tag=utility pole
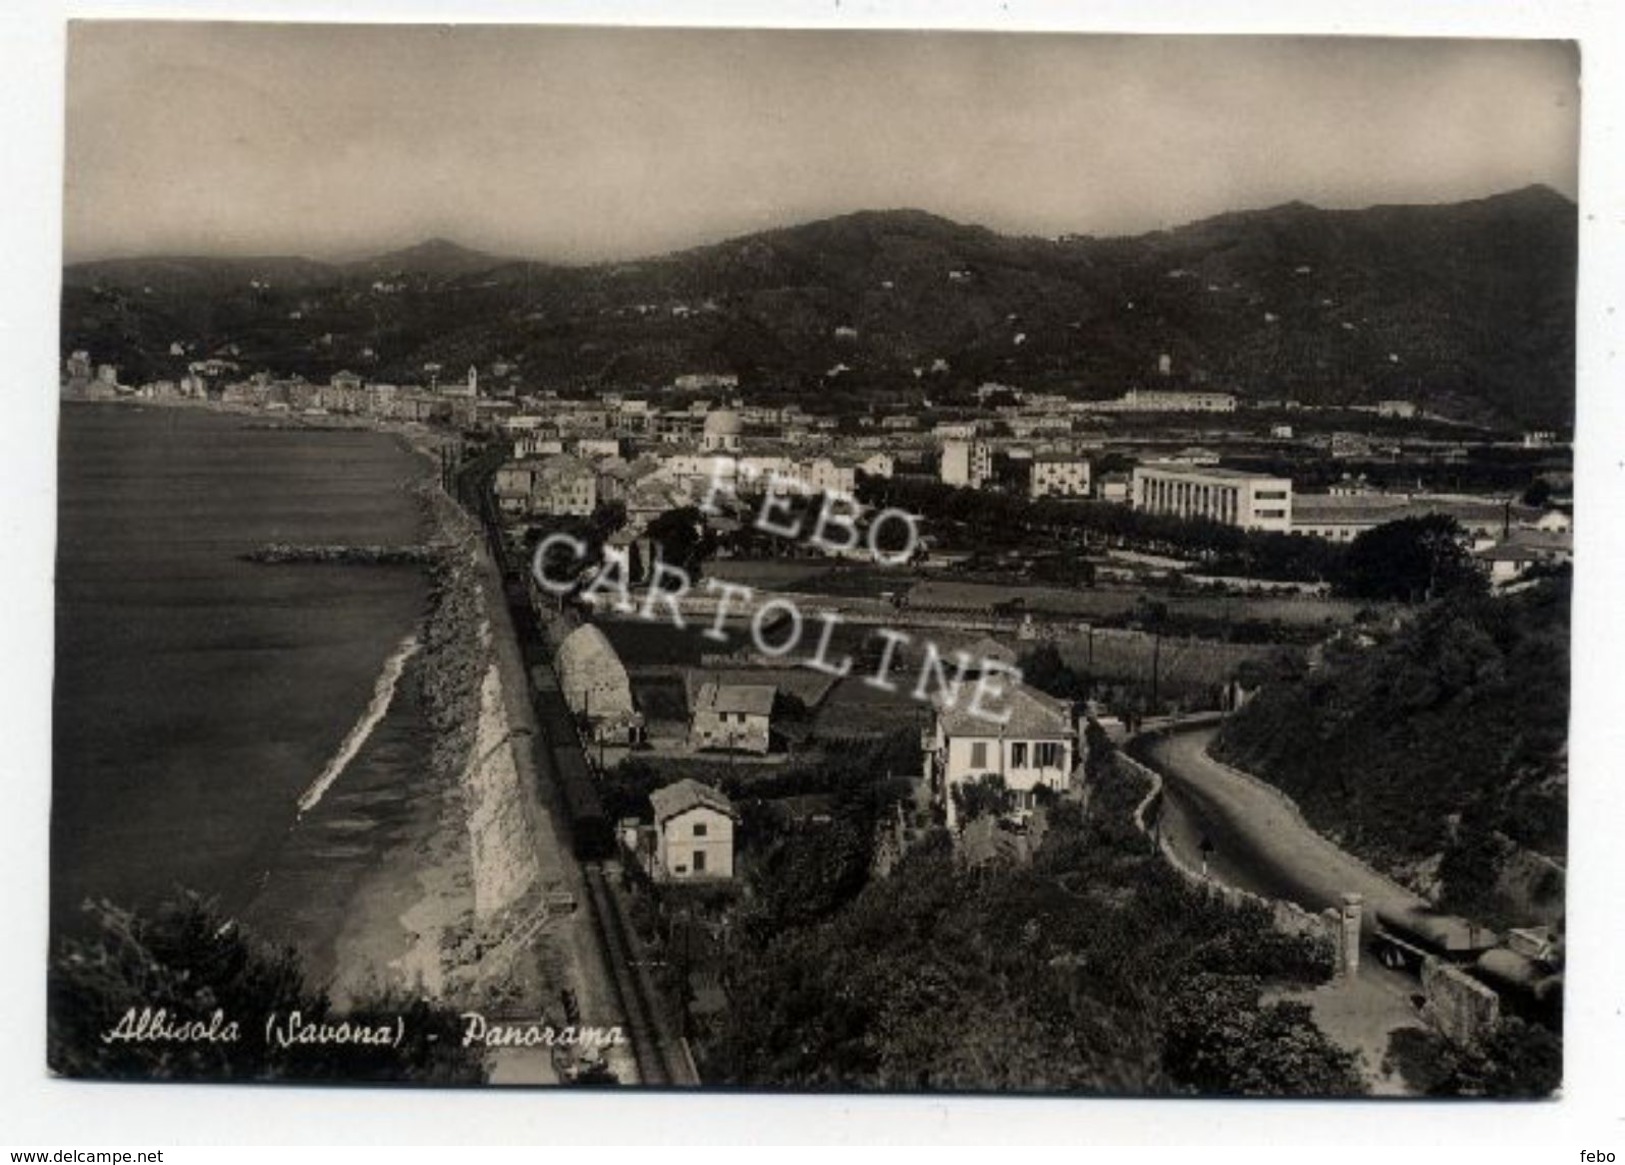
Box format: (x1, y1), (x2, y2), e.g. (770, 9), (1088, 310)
(1149, 624), (1162, 714)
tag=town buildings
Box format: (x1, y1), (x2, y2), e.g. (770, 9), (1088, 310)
(1092, 388), (1239, 413)
(1474, 530), (1574, 585)
(701, 410), (743, 454)
(1290, 492), (1544, 545)
(1029, 453), (1092, 500)
(689, 682), (775, 754)
(941, 438), (992, 489)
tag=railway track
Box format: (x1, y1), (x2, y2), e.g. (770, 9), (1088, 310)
(580, 863), (688, 1086)
(451, 445), (696, 1086)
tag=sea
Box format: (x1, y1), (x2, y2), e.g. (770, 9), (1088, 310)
(52, 403), (443, 985)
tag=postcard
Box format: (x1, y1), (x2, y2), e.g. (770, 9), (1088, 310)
(49, 22), (1574, 1099)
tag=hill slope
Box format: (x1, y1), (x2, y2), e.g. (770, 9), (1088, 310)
(1211, 580), (1569, 925)
(61, 187), (1576, 425)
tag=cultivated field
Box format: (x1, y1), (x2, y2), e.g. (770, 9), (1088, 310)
(1053, 628), (1288, 691)
(905, 578), (1371, 627)
(811, 677), (930, 740)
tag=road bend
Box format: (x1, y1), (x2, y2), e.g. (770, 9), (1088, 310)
(1133, 723), (1428, 998)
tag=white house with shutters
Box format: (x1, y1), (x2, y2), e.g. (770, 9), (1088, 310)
(923, 684), (1078, 828)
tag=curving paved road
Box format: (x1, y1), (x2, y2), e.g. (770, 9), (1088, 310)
(1136, 723), (1430, 934)
(1137, 722), (1441, 1093)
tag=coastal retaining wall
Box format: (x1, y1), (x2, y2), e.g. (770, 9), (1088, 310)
(464, 659), (543, 919)
(1123, 748), (1342, 955)
(413, 462), (553, 967)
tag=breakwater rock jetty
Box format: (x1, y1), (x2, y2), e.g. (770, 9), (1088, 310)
(242, 543), (437, 565)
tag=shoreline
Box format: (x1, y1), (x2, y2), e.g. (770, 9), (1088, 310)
(325, 414), (594, 1083)
(65, 396), (583, 1081)
(323, 434), (490, 1007)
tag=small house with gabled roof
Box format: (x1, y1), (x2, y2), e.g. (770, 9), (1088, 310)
(650, 778), (738, 881)
(689, 681), (775, 754)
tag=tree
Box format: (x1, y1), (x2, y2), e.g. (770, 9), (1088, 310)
(1083, 717), (1115, 782)
(1018, 642), (1091, 702)
(1521, 478), (1553, 508)
(49, 895), (486, 1083)
(645, 506), (714, 579)
(1333, 514), (1488, 602)
(1160, 973), (1366, 1097)
(951, 773), (1015, 824)
(588, 499), (628, 541)
(1399, 1017), (1562, 1098)
(750, 818), (874, 931)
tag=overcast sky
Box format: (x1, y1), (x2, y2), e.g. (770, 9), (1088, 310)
(63, 24), (1579, 263)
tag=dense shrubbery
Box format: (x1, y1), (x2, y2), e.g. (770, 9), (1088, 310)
(1161, 974), (1365, 1097)
(1212, 579), (1569, 915)
(1385, 1018), (1562, 1098)
(696, 762), (1354, 1095)
(1018, 642), (1092, 702)
(49, 896), (485, 1083)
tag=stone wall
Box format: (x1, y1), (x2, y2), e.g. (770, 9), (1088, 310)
(1421, 957), (1502, 1045)
(463, 661), (543, 919)
(1122, 749), (1343, 956)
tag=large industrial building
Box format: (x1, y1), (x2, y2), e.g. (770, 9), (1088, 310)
(1131, 463), (1293, 532)
(1092, 388), (1239, 413)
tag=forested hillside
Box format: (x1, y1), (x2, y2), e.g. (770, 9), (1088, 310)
(63, 186), (1576, 427)
(1212, 581), (1569, 923)
(697, 768), (1360, 1095)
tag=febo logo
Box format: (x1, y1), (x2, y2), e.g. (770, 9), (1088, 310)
(531, 461), (1022, 726)
(697, 464), (921, 565)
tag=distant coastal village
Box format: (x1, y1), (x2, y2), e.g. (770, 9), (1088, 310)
(61, 350), (1573, 576)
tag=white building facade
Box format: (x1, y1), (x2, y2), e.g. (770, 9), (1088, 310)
(650, 779), (737, 881)
(1030, 455), (1092, 500)
(941, 439), (992, 489)
(925, 686), (1077, 829)
(1132, 464), (1293, 532)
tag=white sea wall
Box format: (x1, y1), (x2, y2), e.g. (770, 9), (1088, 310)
(463, 661), (543, 919)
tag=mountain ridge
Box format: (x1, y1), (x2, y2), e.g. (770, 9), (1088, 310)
(64, 184), (1575, 275)
(61, 186), (1577, 427)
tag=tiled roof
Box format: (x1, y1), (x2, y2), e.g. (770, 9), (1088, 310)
(694, 681), (777, 717)
(650, 778), (737, 825)
(555, 624), (636, 719)
(1291, 495), (1413, 525)
(934, 682), (1072, 739)
(1136, 464), (1286, 483)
